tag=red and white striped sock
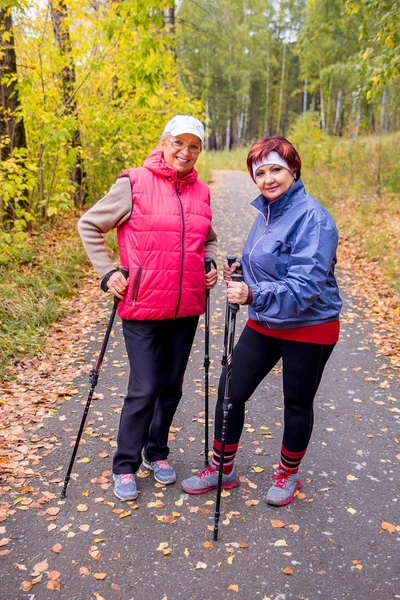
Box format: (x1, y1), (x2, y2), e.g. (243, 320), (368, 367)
(279, 444), (307, 475)
(211, 439), (239, 474)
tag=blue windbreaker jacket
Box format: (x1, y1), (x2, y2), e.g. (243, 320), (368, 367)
(241, 178), (342, 329)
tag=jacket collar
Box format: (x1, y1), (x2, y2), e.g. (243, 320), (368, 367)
(251, 178), (305, 216)
(143, 149), (199, 187)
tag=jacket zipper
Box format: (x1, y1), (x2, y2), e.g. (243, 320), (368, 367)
(174, 183), (185, 318)
(249, 204), (270, 324)
(132, 266), (143, 306)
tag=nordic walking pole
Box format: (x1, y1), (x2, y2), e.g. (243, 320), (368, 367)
(213, 271), (243, 541)
(221, 256), (237, 366)
(60, 268), (128, 499)
(204, 257), (213, 466)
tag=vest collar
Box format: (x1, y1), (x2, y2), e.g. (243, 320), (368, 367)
(143, 150), (199, 187)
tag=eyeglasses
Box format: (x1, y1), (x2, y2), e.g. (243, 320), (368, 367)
(168, 139), (202, 154)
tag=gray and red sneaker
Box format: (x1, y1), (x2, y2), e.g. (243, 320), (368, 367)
(182, 463), (239, 495)
(265, 469), (301, 506)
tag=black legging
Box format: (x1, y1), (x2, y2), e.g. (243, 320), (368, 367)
(113, 316), (199, 474)
(215, 325), (335, 452)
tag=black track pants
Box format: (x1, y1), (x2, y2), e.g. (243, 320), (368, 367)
(113, 316), (199, 474)
(215, 325), (335, 452)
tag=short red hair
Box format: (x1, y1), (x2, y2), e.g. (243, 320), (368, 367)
(246, 136), (301, 182)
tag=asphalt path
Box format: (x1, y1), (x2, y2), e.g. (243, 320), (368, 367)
(1, 171), (399, 600)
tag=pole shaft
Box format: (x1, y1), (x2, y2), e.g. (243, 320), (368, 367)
(213, 302), (239, 540)
(60, 299), (118, 498)
(204, 288), (210, 465)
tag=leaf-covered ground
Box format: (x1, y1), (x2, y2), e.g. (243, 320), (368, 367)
(0, 171), (399, 600)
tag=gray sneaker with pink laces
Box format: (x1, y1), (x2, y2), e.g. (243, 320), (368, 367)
(113, 473), (138, 501)
(142, 458), (177, 485)
(265, 469), (301, 506)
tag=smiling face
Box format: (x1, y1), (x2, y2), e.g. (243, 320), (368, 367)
(254, 164), (295, 201)
(162, 133), (202, 177)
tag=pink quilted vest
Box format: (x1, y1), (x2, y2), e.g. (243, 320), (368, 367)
(117, 150), (212, 321)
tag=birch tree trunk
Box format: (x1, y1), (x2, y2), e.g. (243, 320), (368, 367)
(333, 87), (343, 134)
(263, 45), (270, 135)
(326, 78), (332, 133)
(319, 63), (325, 131)
(225, 114), (231, 151)
(380, 88), (388, 132)
(303, 78), (308, 114)
(50, 0), (85, 208)
(276, 43), (286, 134)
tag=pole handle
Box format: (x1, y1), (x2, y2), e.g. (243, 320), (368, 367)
(229, 273), (243, 312)
(204, 257), (213, 274)
(226, 255), (237, 267)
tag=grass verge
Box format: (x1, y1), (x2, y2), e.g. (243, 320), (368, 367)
(0, 216), (118, 380)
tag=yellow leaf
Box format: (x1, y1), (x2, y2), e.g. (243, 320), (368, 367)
(77, 504), (88, 512)
(203, 541), (214, 548)
(77, 457), (91, 463)
(163, 548), (172, 556)
(196, 562), (207, 569)
(227, 554), (235, 564)
(252, 466), (264, 473)
(228, 584), (239, 592)
(184, 548), (190, 558)
(283, 566), (293, 575)
(175, 498), (184, 506)
(274, 539), (288, 547)
(288, 524), (300, 533)
(156, 542), (169, 551)
(94, 573), (107, 580)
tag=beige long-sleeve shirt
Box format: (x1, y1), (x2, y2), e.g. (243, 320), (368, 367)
(78, 177), (218, 279)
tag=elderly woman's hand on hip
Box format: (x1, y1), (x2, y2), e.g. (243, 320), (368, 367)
(223, 260), (241, 282)
(206, 267), (218, 290)
(227, 280), (249, 305)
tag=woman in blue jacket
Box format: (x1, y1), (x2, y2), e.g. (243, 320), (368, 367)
(182, 135), (342, 506)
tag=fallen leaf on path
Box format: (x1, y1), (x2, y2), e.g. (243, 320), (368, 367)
(381, 521), (396, 533)
(31, 559), (48, 577)
(283, 566), (293, 575)
(270, 519), (285, 528)
(196, 562), (207, 569)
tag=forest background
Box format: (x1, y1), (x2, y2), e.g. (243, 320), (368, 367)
(0, 0), (399, 378)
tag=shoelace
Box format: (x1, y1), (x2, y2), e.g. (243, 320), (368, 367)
(154, 460), (170, 470)
(272, 471), (291, 489)
(198, 465), (215, 479)
(120, 473), (134, 484)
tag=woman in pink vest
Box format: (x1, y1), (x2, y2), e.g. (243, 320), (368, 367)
(78, 115), (218, 501)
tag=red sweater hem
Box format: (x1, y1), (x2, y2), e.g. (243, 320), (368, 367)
(247, 318), (340, 345)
